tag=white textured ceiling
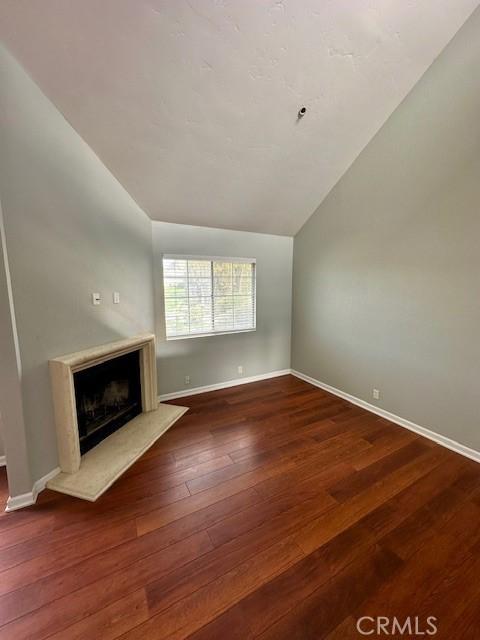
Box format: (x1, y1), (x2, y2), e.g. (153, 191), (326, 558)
(0, 1), (478, 235)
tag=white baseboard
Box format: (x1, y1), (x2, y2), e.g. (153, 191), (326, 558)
(5, 466), (61, 512)
(291, 369), (480, 465)
(5, 490), (36, 512)
(34, 466), (61, 493)
(158, 369), (291, 402)
(0, 455), (6, 467)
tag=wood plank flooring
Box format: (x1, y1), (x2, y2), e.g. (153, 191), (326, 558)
(0, 374), (479, 639)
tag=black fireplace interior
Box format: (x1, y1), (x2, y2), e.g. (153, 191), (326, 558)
(74, 350), (142, 455)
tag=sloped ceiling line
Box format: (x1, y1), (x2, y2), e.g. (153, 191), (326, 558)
(1, 0), (478, 235)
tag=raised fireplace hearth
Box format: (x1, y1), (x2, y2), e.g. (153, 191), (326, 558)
(49, 334), (157, 473)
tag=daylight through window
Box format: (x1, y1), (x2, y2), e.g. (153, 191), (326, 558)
(162, 256), (256, 338)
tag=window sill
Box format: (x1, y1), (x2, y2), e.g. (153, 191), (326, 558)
(166, 328), (256, 341)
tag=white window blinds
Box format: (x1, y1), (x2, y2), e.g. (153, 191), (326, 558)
(162, 256), (256, 338)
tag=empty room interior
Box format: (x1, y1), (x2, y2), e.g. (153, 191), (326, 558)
(1, 2), (480, 638)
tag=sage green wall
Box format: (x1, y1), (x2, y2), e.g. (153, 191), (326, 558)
(0, 200), (32, 495)
(292, 8), (480, 451)
(153, 222), (293, 395)
(0, 45), (155, 485)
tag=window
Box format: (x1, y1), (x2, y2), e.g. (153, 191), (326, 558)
(162, 255), (256, 339)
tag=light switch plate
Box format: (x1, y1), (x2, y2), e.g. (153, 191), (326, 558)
(92, 293), (101, 306)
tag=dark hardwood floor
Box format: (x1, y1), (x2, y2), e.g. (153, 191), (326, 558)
(0, 374), (479, 639)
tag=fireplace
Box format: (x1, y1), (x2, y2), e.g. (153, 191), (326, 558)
(46, 334), (189, 502)
(74, 350), (142, 454)
(50, 334), (158, 473)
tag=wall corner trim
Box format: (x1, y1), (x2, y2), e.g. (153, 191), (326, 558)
(291, 369), (480, 465)
(0, 455), (6, 467)
(5, 466), (60, 512)
(158, 369), (291, 402)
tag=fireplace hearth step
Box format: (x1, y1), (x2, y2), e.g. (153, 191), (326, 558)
(47, 402), (187, 501)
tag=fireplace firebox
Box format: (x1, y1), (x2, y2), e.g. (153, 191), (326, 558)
(74, 350), (142, 454)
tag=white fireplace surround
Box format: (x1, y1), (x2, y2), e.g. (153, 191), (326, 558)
(49, 334), (157, 474)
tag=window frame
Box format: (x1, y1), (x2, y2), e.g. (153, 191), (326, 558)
(162, 254), (257, 340)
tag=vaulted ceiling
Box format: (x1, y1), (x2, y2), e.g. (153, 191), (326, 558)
(0, 1), (478, 235)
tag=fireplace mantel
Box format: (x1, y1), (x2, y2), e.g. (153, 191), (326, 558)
(49, 334), (157, 473)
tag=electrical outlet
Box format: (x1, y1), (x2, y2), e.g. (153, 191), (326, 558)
(113, 291), (120, 304)
(237, 365), (243, 375)
(184, 375), (190, 385)
(373, 388), (380, 400)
